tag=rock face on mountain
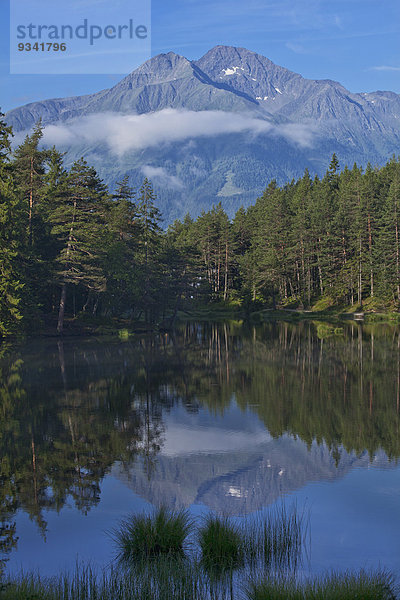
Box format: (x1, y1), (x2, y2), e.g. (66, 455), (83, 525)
(6, 46), (400, 223)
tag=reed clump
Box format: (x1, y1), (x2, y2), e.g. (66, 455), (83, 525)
(113, 506), (193, 562)
(198, 515), (244, 573)
(260, 504), (305, 569)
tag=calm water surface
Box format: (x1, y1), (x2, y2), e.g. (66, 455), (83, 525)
(1, 320), (400, 576)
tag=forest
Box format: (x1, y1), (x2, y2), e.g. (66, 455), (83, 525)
(1, 110), (400, 337)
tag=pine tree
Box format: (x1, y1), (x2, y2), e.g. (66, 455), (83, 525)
(289, 171), (314, 307)
(102, 175), (141, 316)
(376, 163), (400, 304)
(360, 163), (379, 299)
(0, 112), (24, 336)
(12, 120), (47, 246)
(195, 203), (232, 301)
(313, 156), (341, 301)
(50, 158), (109, 333)
(136, 178), (162, 322)
(164, 214), (201, 316)
(0, 183), (24, 336)
(249, 181), (290, 307)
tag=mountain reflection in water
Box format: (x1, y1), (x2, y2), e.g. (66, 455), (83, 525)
(0, 320), (399, 570)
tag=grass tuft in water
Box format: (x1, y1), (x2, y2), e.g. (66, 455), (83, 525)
(246, 570), (397, 600)
(198, 515), (244, 573)
(113, 506), (193, 562)
(238, 503), (308, 574)
(260, 504), (306, 570)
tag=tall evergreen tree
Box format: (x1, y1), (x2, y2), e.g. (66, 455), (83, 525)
(50, 158), (109, 333)
(0, 112), (24, 336)
(12, 120), (46, 247)
(136, 178), (162, 322)
(102, 175), (141, 316)
(196, 203), (232, 300)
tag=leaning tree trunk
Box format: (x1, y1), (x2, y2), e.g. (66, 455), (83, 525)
(57, 198), (77, 334)
(57, 283), (67, 334)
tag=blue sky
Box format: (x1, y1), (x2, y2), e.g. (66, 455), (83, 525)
(1, 0), (399, 112)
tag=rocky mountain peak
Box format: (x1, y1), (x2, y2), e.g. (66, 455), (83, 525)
(195, 45), (303, 108)
(5, 45), (400, 224)
(118, 51), (194, 88)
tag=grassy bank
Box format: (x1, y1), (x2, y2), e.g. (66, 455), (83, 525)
(177, 297), (400, 327)
(1, 566), (396, 600)
(247, 571), (397, 600)
(7, 296), (400, 340)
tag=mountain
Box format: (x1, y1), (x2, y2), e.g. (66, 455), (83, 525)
(6, 46), (400, 223)
(111, 403), (393, 514)
(113, 435), (392, 514)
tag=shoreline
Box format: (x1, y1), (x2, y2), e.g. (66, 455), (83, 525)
(2, 305), (400, 341)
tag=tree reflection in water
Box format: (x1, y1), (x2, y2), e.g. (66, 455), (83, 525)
(0, 320), (399, 565)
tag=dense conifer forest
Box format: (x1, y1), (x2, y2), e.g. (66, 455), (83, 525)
(1, 110), (400, 336)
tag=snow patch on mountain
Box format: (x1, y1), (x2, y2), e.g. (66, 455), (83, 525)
(222, 66), (244, 76)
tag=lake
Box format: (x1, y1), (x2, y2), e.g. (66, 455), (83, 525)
(1, 320), (400, 578)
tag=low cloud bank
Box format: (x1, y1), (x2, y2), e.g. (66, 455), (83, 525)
(42, 109), (314, 155)
(141, 165), (184, 190)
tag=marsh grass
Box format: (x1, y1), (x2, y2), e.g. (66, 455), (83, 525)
(246, 570), (397, 600)
(3, 506), (394, 600)
(198, 515), (244, 575)
(111, 504), (306, 574)
(258, 504), (307, 570)
(0, 561), (234, 600)
(2, 567), (397, 600)
(234, 503), (308, 576)
(112, 506), (193, 562)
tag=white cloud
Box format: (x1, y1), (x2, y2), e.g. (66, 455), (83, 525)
(369, 65), (400, 72)
(41, 109), (314, 155)
(160, 423), (271, 457)
(286, 41), (308, 54)
(278, 123), (315, 147)
(333, 15), (344, 30)
(142, 166), (184, 190)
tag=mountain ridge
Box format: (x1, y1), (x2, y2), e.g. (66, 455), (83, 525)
(8, 45), (400, 130)
(5, 45), (400, 223)
(113, 436), (392, 514)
